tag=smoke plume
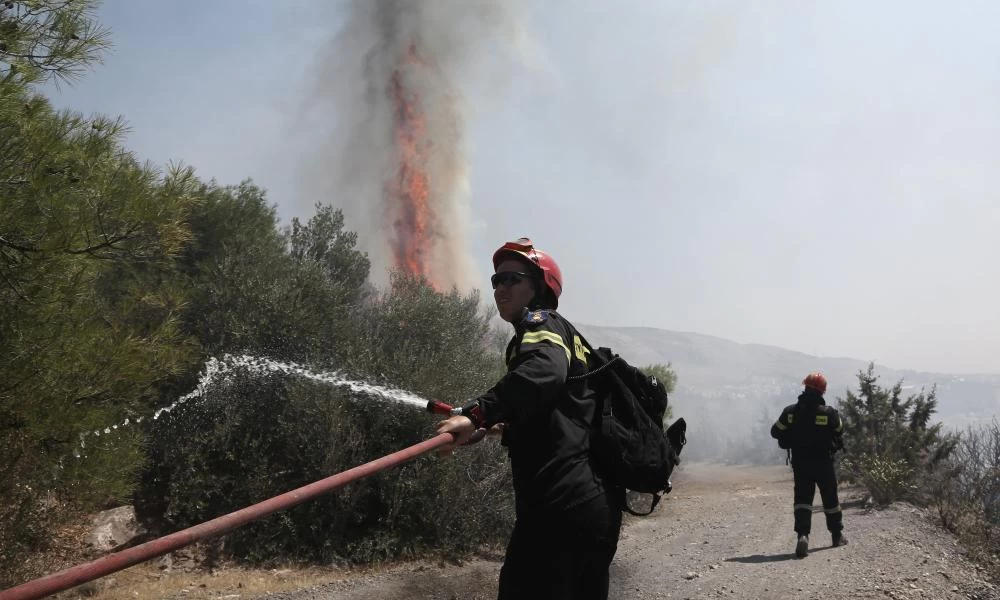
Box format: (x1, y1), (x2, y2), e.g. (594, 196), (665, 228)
(304, 1), (531, 291)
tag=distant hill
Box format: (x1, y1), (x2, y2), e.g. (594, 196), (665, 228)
(580, 324), (1000, 459)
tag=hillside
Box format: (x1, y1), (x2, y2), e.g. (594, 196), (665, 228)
(580, 324), (1000, 460)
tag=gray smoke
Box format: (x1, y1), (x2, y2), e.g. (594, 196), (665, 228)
(302, 0), (535, 291)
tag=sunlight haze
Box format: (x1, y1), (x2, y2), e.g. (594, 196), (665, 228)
(46, 0), (1000, 374)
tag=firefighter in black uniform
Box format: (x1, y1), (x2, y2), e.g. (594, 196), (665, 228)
(436, 238), (623, 600)
(771, 372), (848, 558)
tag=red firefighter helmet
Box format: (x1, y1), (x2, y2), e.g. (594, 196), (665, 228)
(492, 237), (563, 308)
(803, 372), (828, 395)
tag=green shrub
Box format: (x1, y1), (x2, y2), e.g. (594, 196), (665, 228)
(837, 364), (956, 503)
(841, 453), (914, 505)
(138, 276), (514, 564)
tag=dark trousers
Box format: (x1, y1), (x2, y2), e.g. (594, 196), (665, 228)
(498, 489), (622, 600)
(792, 457), (843, 536)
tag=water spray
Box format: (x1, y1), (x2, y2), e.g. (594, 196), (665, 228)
(3, 396), (493, 599)
(74, 354), (436, 459)
(1, 357), (500, 599)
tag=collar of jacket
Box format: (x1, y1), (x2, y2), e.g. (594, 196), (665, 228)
(797, 389), (826, 407)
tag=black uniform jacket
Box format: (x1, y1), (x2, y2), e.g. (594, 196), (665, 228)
(477, 309), (607, 516)
(771, 389), (845, 461)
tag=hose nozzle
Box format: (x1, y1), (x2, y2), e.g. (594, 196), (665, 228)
(426, 400), (460, 416)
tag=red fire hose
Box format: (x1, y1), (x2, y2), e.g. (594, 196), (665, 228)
(0, 430), (460, 600)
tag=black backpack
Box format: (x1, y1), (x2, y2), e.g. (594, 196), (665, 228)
(569, 340), (687, 515)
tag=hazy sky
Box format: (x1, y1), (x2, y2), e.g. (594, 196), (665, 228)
(46, 1), (1000, 374)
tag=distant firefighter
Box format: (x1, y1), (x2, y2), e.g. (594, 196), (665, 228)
(771, 372), (848, 558)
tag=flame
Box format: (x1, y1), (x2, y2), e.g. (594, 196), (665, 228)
(388, 42), (438, 287)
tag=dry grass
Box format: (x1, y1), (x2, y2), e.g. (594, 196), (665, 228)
(3, 516), (92, 590)
(5, 518), (348, 600)
(50, 562), (348, 600)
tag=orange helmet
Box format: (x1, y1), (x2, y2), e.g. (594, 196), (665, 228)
(492, 237), (563, 308)
(803, 372), (828, 395)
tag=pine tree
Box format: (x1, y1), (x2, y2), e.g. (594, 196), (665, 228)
(837, 363), (957, 504)
(1, 0), (110, 86)
(1, 1), (198, 580)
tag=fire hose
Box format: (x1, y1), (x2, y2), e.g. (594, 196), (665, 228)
(0, 400), (480, 600)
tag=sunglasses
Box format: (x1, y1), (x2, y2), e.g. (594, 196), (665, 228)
(491, 271), (535, 289)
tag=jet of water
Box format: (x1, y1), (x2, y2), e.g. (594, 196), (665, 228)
(75, 354), (431, 456)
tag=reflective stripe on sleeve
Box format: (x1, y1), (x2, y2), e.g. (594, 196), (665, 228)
(521, 330), (571, 363)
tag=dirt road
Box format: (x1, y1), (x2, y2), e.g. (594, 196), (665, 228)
(257, 463), (998, 600)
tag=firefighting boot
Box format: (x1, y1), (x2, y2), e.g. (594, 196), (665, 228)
(832, 532), (848, 547)
(795, 535), (809, 558)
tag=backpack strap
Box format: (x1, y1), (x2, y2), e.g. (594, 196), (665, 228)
(565, 330), (618, 381)
(566, 353), (619, 381)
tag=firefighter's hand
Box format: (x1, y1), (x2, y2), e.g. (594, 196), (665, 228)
(486, 423), (505, 437)
(436, 415), (476, 456)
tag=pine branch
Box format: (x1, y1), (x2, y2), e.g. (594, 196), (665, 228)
(0, 235), (40, 253)
(66, 229), (134, 256)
